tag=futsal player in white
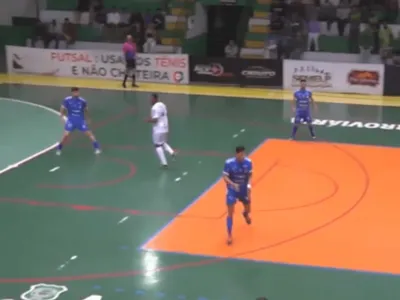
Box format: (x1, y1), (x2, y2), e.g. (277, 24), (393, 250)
(146, 93), (176, 168)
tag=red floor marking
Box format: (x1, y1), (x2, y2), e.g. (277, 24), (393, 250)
(37, 157), (136, 189)
(0, 142), (370, 283)
(0, 197), (216, 219)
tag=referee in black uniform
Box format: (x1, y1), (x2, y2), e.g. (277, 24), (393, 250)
(122, 35), (138, 88)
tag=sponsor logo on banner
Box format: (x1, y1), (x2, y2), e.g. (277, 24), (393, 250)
(347, 70), (379, 86)
(291, 65), (332, 88)
(283, 60), (384, 95)
(241, 66), (275, 78)
(193, 63), (232, 77)
(239, 59), (282, 86)
(6, 46), (189, 84)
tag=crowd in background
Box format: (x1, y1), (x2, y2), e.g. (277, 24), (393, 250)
(221, 0), (400, 64)
(32, 0), (166, 51)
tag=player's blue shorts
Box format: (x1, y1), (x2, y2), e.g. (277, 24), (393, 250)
(65, 118), (88, 132)
(226, 187), (250, 205)
(295, 110), (312, 124)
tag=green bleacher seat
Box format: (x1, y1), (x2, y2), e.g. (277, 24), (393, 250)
(77, 25), (102, 42)
(0, 25), (33, 49)
(319, 35), (348, 53)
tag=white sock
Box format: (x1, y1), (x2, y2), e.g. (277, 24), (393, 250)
(155, 146), (167, 165)
(163, 143), (174, 155)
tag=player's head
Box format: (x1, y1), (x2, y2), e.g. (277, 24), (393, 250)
(151, 93), (159, 105)
(235, 146), (246, 161)
(300, 78), (307, 89)
(71, 87), (79, 97)
(126, 34), (133, 42)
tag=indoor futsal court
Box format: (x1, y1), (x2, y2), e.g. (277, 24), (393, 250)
(1, 73), (400, 300)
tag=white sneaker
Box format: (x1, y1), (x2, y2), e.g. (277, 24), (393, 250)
(56, 150), (61, 156)
(94, 149), (101, 155)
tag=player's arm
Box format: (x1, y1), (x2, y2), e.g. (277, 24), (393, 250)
(146, 107), (159, 123)
(60, 105), (67, 122)
(247, 161), (253, 190)
(84, 106), (91, 124)
(292, 94), (296, 112)
(310, 92), (317, 111)
(223, 162), (239, 190)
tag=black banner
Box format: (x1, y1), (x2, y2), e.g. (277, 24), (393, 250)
(384, 64), (400, 96)
(189, 57), (239, 84)
(238, 59), (282, 87)
(189, 56), (282, 87)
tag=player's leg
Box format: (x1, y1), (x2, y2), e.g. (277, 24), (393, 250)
(56, 120), (74, 155)
(56, 131), (71, 155)
(162, 133), (176, 158)
(305, 115), (316, 139)
(226, 192), (236, 245)
(240, 191), (252, 225)
(80, 121), (101, 154)
(291, 113), (301, 139)
(153, 132), (168, 168)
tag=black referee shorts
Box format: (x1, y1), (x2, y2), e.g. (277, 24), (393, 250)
(126, 58), (136, 70)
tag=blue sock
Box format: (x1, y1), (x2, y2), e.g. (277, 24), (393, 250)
(291, 125), (299, 138)
(308, 124), (315, 137)
(227, 216), (233, 236)
(92, 141), (100, 149)
(57, 143), (63, 150)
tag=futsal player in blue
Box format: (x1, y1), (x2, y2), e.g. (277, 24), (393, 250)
(291, 78), (317, 140)
(56, 87), (101, 155)
(223, 146), (252, 245)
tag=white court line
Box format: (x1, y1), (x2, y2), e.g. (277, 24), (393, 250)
(118, 216), (129, 224)
(49, 166), (60, 172)
(0, 97), (62, 176)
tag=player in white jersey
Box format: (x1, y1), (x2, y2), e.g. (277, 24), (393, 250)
(146, 94), (176, 168)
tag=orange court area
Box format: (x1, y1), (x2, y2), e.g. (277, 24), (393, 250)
(143, 139), (400, 275)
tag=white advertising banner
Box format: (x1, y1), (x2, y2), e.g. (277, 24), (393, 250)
(6, 46), (189, 84)
(283, 59), (384, 95)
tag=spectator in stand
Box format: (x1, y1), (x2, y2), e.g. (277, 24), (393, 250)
(145, 23), (157, 43)
(379, 22), (394, 63)
(62, 18), (77, 47)
(319, 0), (336, 31)
(144, 10), (152, 27)
(106, 6), (122, 27)
(291, 31), (306, 58)
(290, 12), (305, 36)
(152, 8), (165, 30)
(75, 0), (90, 24)
(307, 15), (320, 51)
(348, 7), (361, 53)
(89, 0), (105, 25)
(32, 19), (48, 48)
(143, 29), (157, 53)
(105, 6), (122, 40)
(336, 0), (350, 36)
(47, 19), (64, 49)
(224, 40), (239, 58)
(359, 23), (373, 63)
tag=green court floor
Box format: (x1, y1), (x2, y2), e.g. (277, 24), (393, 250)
(0, 83), (399, 300)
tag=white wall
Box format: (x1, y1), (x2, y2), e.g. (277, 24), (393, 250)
(0, 0), (39, 25)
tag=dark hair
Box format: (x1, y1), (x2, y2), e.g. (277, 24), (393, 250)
(235, 146), (245, 153)
(71, 87), (79, 92)
(152, 93), (158, 100)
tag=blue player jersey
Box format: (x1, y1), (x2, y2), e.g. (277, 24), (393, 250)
(223, 157), (252, 191)
(294, 89), (312, 112)
(62, 96), (87, 120)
